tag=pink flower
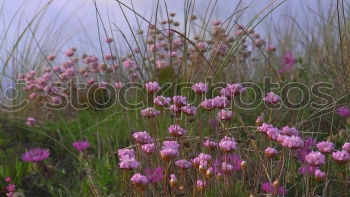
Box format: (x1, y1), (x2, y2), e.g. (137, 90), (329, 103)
(221, 162), (234, 174)
(168, 124), (187, 137)
(160, 141), (179, 160)
(314, 169), (326, 181)
(264, 147), (278, 158)
(332, 150), (350, 164)
(47, 54), (56, 61)
(342, 142), (350, 153)
(217, 109), (233, 120)
(72, 141), (90, 152)
(144, 167), (163, 184)
(141, 108), (160, 118)
(154, 96), (171, 107)
(26, 117), (37, 126)
(213, 96), (229, 109)
(280, 126), (299, 136)
(22, 148), (50, 162)
(172, 96), (188, 106)
(203, 140), (218, 149)
(105, 37), (114, 43)
(279, 52), (296, 73)
(263, 92), (281, 104)
(141, 143), (156, 155)
(200, 99), (215, 110)
(196, 179), (206, 190)
(282, 136), (304, 149)
(132, 131), (154, 144)
(336, 106), (350, 118)
(114, 82), (124, 89)
(305, 151), (326, 166)
(145, 82), (160, 94)
(131, 173), (148, 189)
(169, 105), (181, 113)
(266, 127), (280, 140)
(316, 141), (334, 154)
(212, 19), (221, 26)
(220, 83), (246, 99)
(155, 60), (168, 69)
(191, 82), (208, 94)
(219, 136), (237, 152)
(175, 159), (192, 169)
(123, 58), (137, 68)
(261, 182), (286, 195)
(118, 148), (135, 160)
(65, 49), (74, 57)
(181, 105), (197, 116)
(257, 123), (274, 134)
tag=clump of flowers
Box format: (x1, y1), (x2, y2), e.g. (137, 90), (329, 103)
(217, 109), (234, 120)
(160, 141), (180, 161)
(132, 131), (154, 144)
(131, 173), (148, 190)
(168, 124), (187, 137)
(261, 181), (286, 196)
(263, 92), (281, 104)
(118, 148), (139, 170)
(332, 150), (350, 164)
(141, 108), (161, 118)
(22, 148), (50, 162)
(145, 82), (160, 94)
(336, 106), (350, 118)
(316, 141), (334, 154)
(305, 151), (326, 166)
(192, 82), (208, 94)
(264, 147), (278, 158)
(219, 136), (237, 152)
(26, 117), (37, 126)
(72, 140), (90, 152)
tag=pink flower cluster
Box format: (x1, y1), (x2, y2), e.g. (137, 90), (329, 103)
(118, 148), (139, 170)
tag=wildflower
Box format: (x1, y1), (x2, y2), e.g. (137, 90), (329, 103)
(26, 117), (37, 126)
(255, 116), (264, 126)
(305, 151), (326, 166)
(132, 131), (154, 144)
(200, 99), (215, 110)
(203, 140), (218, 149)
(220, 83), (246, 99)
(144, 167), (163, 184)
(168, 124), (187, 137)
(298, 165), (317, 176)
(155, 60), (169, 69)
(123, 58), (137, 68)
(72, 141), (90, 152)
(221, 162), (234, 174)
(261, 181), (286, 196)
(172, 96), (188, 106)
(263, 92), (281, 104)
(316, 141), (334, 154)
(169, 174), (177, 187)
(65, 49), (75, 57)
(141, 143), (156, 155)
(192, 82), (208, 94)
(119, 158), (140, 170)
(5, 177), (11, 183)
(279, 52), (296, 73)
(98, 82), (108, 88)
(264, 147), (278, 158)
(169, 104), (181, 113)
(175, 159), (192, 169)
(280, 126), (299, 136)
(160, 141), (179, 160)
(141, 108), (160, 118)
(336, 106), (350, 118)
(314, 169), (326, 181)
(114, 82), (124, 89)
(342, 142), (350, 153)
(131, 173), (148, 190)
(181, 105), (197, 116)
(145, 82), (160, 94)
(219, 136), (237, 152)
(266, 127), (280, 140)
(282, 136), (304, 149)
(217, 109), (233, 120)
(332, 150), (350, 164)
(196, 179), (206, 191)
(192, 153), (212, 169)
(257, 123), (274, 134)
(22, 148), (50, 162)
(154, 96), (171, 107)
(47, 54), (56, 61)
(105, 37), (114, 43)
(118, 148), (135, 160)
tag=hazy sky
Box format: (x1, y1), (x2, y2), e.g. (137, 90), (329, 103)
(1, 0), (333, 53)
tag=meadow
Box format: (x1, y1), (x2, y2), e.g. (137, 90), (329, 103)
(0, 0), (350, 196)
